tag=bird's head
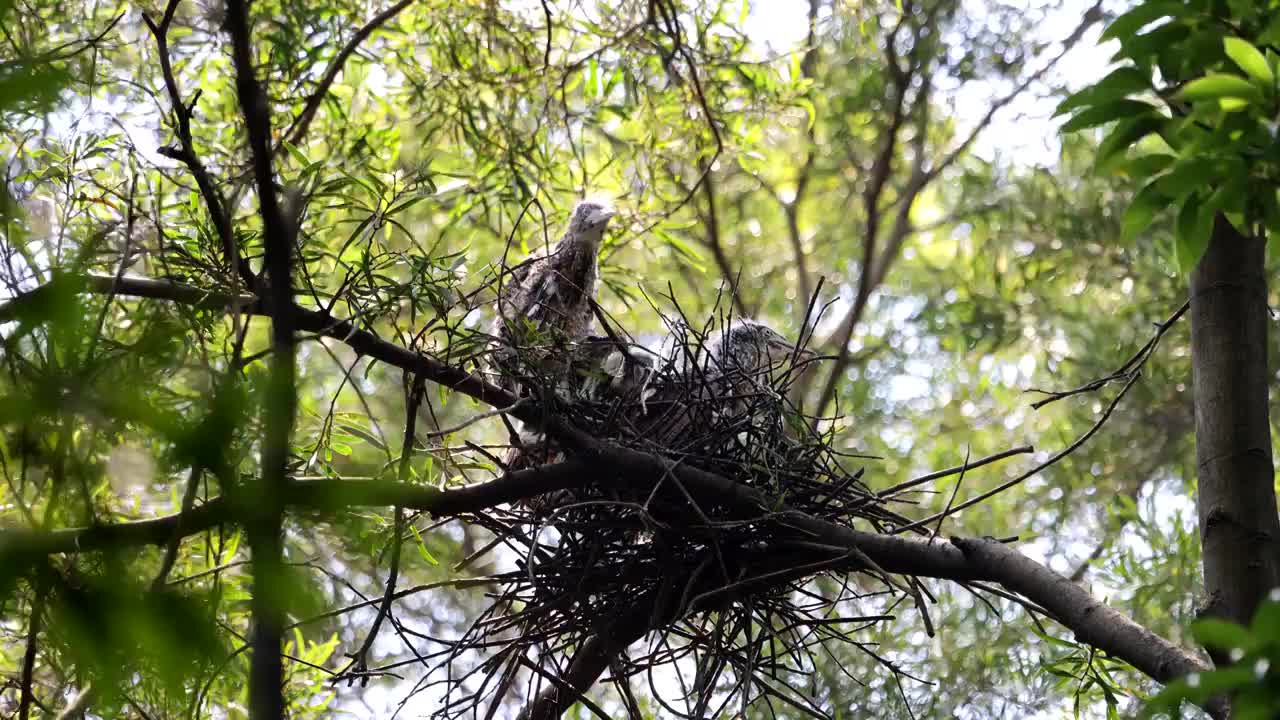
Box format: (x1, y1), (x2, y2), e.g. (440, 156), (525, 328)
(567, 201), (616, 244)
(712, 319), (813, 373)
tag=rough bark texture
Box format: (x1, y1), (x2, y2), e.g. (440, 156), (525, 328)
(1191, 215), (1280, 637)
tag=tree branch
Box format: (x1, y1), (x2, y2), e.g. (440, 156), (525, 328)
(1191, 214), (1280, 655)
(224, 0), (297, 715)
(0, 273), (1217, 717)
(952, 537), (1222, 718)
(0, 273), (522, 420)
(279, 0), (417, 148)
(141, 0), (256, 289)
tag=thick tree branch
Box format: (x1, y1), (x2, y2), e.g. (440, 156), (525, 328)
(0, 273), (1215, 716)
(224, 0), (297, 716)
(0, 273), (521, 417)
(952, 537), (1222, 718)
(0, 454), (1217, 718)
(0, 461), (593, 562)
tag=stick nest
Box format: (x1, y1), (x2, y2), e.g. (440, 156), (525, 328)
(429, 313), (926, 719)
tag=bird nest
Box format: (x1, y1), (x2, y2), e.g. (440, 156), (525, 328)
(429, 310), (924, 719)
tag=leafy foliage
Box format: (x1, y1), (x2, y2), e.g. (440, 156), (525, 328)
(1057, 0), (1280, 270)
(1144, 597), (1280, 720)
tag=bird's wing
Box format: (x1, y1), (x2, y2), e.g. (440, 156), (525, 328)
(518, 264), (565, 332)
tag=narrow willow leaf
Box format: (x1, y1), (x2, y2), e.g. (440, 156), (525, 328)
(1224, 37), (1274, 86)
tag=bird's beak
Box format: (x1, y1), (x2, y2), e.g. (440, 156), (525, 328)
(588, 208), (616, 228)
(779, 340), (816, 361)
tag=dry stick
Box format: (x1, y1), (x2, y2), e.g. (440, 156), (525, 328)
(893, 372), (1142, 536)
(876, 444), (1034, 499)
(424, 399), (531, 438)
(928, 446), (970, 544)
(224, 1), (297, 718)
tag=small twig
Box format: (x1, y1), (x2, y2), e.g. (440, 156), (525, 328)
(338, 376), (425, 686)
(18, 573), (48, 720)
(424, 399), (531, 439)
(141, 0), (254, 288)
(895, 372), (1142, 534)
(928, 446), (970, 543)
(877, 445), (1034, 499)
(54, 684), (94, 720)
(1028, 301), (1189, 410)
(151, 465), (202, 590)
(279, 0), (417, 148)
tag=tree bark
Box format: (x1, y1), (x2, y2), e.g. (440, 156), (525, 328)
(1190, 215), (1280, 642)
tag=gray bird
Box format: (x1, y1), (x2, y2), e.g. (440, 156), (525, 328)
(702, 318), (810, 388)
(646, 318), (813, 452)
(491, 201), (614, 508)
(489, 200), (615, 392)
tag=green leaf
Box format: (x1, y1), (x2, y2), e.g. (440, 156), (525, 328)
(586, 57), (599, 99)
(1224, 38), (1274, 86)
(1154, 157), (1218, 199)
(1060, 100), (1159, 134)
(1113, 151), (1175, 180)
(1121, 181), (1165, 243)
(408, 524), (439, 566)
(1191, 617), (1253, 652)
(1055, 66), (1151, 116)
(796, 97), (817, 130)
(1175, 194), (1212, 273)
(1251, 598), (1280, 638)
(1095, 116), (1164, 169)
(1180, 73), (1262, 102)
(1101, 1), (1186, 43)
(1220, 96), (1253, 111)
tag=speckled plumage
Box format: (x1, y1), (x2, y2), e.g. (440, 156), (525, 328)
(489, 201), (614, 390)
(491, 202), (614, 508)
(642, 318), (810, 454)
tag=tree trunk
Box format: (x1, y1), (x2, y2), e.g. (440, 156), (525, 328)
(1190, 214), (1280, 645)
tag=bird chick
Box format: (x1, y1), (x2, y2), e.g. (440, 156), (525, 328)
(489, 200), (615, 392)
